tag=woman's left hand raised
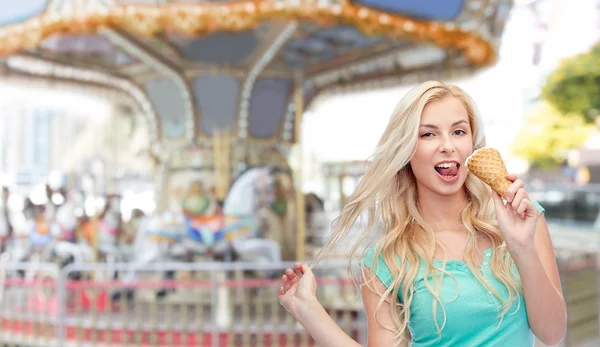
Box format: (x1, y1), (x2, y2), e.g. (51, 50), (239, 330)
(491, 173), (539, 252)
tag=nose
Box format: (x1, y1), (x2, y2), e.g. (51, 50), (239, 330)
(439, 135), (456, 154)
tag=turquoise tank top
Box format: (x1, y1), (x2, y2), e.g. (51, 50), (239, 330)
(362, 200), (545, 347)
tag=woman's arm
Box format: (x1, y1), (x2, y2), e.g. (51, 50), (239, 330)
(279, 264), (403, 347)
(512, 214), (567, 346)
(294, 272), (404, 347)
(496, 176), (567, 346)
(294, 296), (363, 347)
(279, 263), (361, 347)
(362, 270), (407, 347)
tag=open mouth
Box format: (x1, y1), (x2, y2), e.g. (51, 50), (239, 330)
(434, 162), (460, 180)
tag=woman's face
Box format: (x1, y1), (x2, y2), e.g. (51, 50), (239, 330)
(410, 96), (474, 197)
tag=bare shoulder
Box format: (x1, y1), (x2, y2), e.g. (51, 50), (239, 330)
(361, 268), (408, 347)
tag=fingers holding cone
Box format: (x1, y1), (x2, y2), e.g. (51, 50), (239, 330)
(505, 173), (519, 182)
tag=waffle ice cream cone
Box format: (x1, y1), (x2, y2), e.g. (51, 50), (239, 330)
(466, 147), (512, 197)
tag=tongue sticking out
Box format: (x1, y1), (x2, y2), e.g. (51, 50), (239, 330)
(436, 165), (459, 177)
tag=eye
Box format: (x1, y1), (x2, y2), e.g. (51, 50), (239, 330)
(454, 129), (466, 135)
(420, 132), (434, 137)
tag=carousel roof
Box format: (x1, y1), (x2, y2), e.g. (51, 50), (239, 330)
(0, 0), (514, 150)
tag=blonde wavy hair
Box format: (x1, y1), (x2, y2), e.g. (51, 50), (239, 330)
(311, 81), (521, 345)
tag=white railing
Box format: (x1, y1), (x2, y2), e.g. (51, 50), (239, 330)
(0, 260), (366, 347)
(0, 249), (599, 346)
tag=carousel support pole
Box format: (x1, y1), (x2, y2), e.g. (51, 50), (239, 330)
(223, 130), (231, 200)
(213, 129), (221, 198)
(212, 128), (232, 329)
(294, 71), (306, 261)
(91, 214), (99, 262)
(155, 154), (169, 214)
(91, 179), (99, 270)
(213, 129), (231, 203)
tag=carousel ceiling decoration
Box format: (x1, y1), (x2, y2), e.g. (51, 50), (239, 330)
(5, 54), (161, 146)
(0, 0), (514, 160)
(0, 0), (495, 64)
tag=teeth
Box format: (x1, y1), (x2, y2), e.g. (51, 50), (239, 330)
(435, 163), (457, 168)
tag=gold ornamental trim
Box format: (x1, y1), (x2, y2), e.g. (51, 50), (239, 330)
(0, 1), (494, 65)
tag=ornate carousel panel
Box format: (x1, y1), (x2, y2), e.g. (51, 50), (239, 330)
(282, 25), (386, 68)
(144, 78), (188, 141)
(192, 76), (240, 137)
(166, 28), (264, 64)
(38, 33), (137, 67)
(0, 0), (512, 148)
(248, 78), (292, 139)
(0, 0), (516, 261)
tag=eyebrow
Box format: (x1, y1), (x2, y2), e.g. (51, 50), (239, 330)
(419, 120), (468, 129)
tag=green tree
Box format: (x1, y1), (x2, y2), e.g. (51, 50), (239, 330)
(511, 102), (595, 168)
(542, 43), (600, 123)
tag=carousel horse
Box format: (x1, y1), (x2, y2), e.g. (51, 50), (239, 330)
(230, 167), (299, 261)
(0, 200), (36, 264)
(0, 187), (13, 254)
(0, 202), (46, 284)
(117, 208), (242, 301)
(0, 200), (12, 254)
(30, 207), (53, 257)
(96, 196), (130, 262)
(7, 203), (54, 264)
(111, 211), (187, 300)
(128, 170), (279, 268)
(178, 181), (232, 260)
(49, 192), (94, 266)
(128, 211), (188, 266)
(224, 167), (285, 264)
(128, 182), (230, 268)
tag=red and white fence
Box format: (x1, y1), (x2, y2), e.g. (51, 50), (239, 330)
(0, 260), (366, 347)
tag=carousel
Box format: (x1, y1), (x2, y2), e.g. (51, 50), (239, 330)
(0, 1), (521, 345)
(0, 0), (513, 262)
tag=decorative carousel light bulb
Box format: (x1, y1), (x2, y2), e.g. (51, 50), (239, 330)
(403, 21), (415, 32)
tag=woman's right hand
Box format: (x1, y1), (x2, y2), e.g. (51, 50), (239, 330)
(278, 263), (318, 316)
(277, 263), (363, 347)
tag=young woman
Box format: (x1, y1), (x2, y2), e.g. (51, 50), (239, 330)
(278, 81), (567, 346)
